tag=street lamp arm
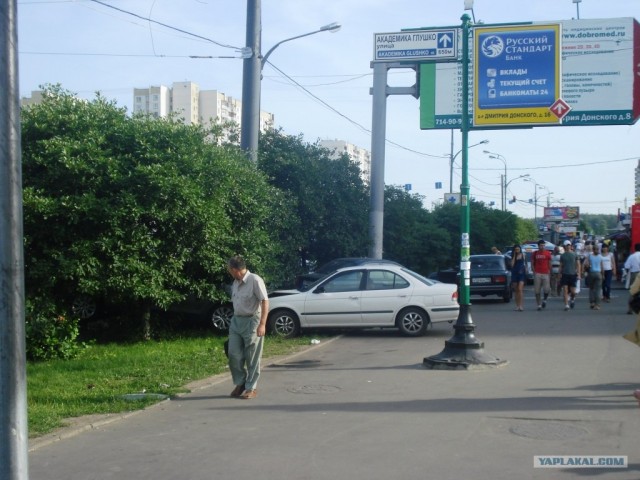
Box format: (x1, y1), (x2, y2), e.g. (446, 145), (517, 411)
(448, 139), (488, 193)
(505, 174), (530, 189)
(241, 11), (341, 162)
(261, 22), (341, 68)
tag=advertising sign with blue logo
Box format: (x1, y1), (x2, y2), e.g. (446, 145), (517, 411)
(473, 24), (561, 126)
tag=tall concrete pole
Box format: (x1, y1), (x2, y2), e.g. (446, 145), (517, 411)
(240, 0), (261, 163)
(368, 62), (388, 259)
(0, 0), (30, 478)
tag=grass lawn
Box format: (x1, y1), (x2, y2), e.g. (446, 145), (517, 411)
(27, 332), (315, 437)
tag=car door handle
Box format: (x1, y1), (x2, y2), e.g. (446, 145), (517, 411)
(349, 296), (359, 300)
(397, 295), (408, 298)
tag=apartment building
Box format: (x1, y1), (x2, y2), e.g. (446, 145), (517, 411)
(133, 81), (273, 133)
(319, 138), (371, 184)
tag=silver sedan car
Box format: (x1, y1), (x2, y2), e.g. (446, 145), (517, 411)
(267, 264), (459, 338)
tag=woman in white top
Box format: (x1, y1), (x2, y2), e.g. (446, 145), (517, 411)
(600, 244), (616, 302)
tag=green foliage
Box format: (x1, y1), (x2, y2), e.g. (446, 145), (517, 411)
(21, 86), (292, 335)
(514, 218), (539, 244)
(383, 186), (452, 274)
(27, 334), (315, 436)
(428, 200), (522, 271)
(580, 214), (618, 235)
(25, 297), (86, 361)
(259, 129), (370, 270)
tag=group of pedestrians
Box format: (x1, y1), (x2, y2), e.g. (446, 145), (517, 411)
(508, 238), (617, 311)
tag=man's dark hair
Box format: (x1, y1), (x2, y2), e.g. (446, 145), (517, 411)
(228, 255), (247, 270)
(635, 244), (640, 252)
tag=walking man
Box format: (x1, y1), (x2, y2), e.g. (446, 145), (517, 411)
(227, 255), (269, 400)
(532, 239), (552, 310)
(560, 240), (581, 311)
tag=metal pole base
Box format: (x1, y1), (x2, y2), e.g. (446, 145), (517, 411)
(423, 305), (508, 370)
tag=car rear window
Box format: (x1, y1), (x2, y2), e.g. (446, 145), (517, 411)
(471, 257), (505, 270)
(401, 268), (437, 286)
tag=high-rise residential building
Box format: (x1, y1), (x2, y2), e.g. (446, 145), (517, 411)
(319, 139), (371, 184)
(20, 90), (46, 108)
(133, 81), (273, 134)
(133, 85), (171, 119)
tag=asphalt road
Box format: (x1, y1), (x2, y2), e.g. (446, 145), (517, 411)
(29, 284), (640, 480)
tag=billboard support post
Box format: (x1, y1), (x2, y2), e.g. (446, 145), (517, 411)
(424, 14), (507, 370)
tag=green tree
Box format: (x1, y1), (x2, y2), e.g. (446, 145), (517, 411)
(429, 200), (522, 268)
(383, 186), (451, 274)
(259, 129), (370, 270)
(515, 218), (539, 244)
(21, 86), (294, 339)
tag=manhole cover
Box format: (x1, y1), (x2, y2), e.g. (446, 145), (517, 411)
(287, 385), (341, 395)
(510, 422), (589, 440)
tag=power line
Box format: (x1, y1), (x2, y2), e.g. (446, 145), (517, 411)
(20, 50), (242, 59)
(87, 0), (242, 51)
(266, 61), (445, 159)
(473, 156), (639, 171)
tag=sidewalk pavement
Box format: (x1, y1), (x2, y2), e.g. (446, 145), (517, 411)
(29, 286), (640, 480)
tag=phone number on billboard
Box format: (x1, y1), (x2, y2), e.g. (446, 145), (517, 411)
(435, 118), (462, 126)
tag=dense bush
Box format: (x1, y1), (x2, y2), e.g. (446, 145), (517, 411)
(25, 297), (86, 361)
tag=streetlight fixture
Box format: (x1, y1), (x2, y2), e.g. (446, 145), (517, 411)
(262, 22), (341, 69)
(449, 139), (489, 193)
(525, 178), (551, 224)
(572, 0), (582, 19)
(241, 0), (341, 162)
(483, 150), (507, 211)
(504, 174), (530, 206)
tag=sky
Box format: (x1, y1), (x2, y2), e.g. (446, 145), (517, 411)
(17, 0), (640, 219)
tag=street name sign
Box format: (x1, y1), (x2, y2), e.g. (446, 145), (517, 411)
(374, 29), (458, 62)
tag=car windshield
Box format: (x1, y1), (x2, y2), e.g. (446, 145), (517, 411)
(401, 268), (436, 286)
(298, 275), (327, 292)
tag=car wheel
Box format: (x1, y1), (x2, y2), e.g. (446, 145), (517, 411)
(396, 307), (428, 336)
(211, 304), (233, 331)
(72, 295), (97, 319)
(268, 309), (301, 339)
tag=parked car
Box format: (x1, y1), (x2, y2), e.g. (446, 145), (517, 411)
(268, 263), (459, 338)
(294, 257), (400, 289)
(166, 294), (233, 331)
(468, 254), (512, 303)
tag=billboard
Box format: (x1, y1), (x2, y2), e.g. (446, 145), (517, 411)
(543, 206), (580, 221)
(420, 18), (640, 129)
(473, 23), (561, 126)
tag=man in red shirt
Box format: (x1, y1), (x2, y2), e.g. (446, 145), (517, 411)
(532, 239), (552, 310)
